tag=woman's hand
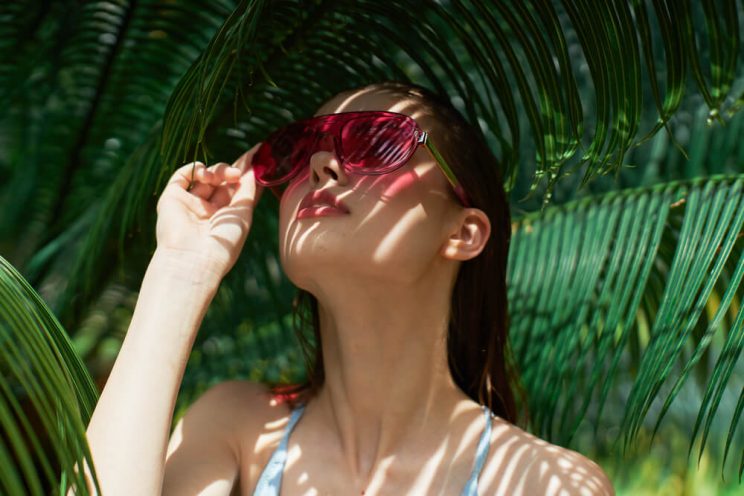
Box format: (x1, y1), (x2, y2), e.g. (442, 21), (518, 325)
(155, 144), (264, 281)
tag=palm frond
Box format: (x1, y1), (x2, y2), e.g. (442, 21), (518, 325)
(0, 256), (100, 495)
(3, 2), (240, 330)
(161, 0), (742, 204)
(509, 174), (744, 479)
(6, 0), (741, 329)
(1, 0), (137, 267)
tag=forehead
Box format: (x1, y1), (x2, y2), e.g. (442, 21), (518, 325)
(313, 88), (436, 130)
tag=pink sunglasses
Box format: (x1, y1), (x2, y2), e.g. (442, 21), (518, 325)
(251, 110), (471, 207)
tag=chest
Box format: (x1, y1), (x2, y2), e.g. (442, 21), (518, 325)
(236, 422), (482, 496)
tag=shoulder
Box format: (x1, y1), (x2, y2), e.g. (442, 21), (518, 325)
(171, 380), (282, 453)
(195, 379), (295, 437)
(196, 379), (281, 413)
(163, 380), (293, 495)
(478, 418), (615, 496)
(202, 380), (300, 459)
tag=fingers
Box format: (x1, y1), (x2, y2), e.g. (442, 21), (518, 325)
(229, 165), (262, 210)
(165, 142), (265, 204)
(184, 163), (240, 194)
(168, 161), (206, 190)
(232, 143), (262, 172)
(167, 162), (242, 199)
(233, 143), (265, 206)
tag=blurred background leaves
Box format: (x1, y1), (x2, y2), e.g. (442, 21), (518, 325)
(1, 0), (743, 494)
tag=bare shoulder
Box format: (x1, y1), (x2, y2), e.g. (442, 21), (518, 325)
(163, 380), (296, 495)
(193, 379), (294, 451)
(478, 418), (615, 496)
(200, 380), (296, 491)
(198, 379), (284, 418)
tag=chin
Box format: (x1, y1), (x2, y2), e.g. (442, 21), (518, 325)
(279, 244), (341, 291)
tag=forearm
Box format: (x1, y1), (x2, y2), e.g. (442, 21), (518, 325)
(80, 249), (222, 496)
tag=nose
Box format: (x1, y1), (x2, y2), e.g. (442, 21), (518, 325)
(308, 133), (348, 187)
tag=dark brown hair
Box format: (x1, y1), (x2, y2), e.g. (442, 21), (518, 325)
(272, 81), (528, 426)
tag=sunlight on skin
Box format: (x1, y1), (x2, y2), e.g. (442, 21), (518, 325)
(371, 204), (429, 263)
(279, 147), (459, 289)
(247, 388), (614, 494)
(263, 415), (292, 431)
(282, 147), (450, 213)
(248, 399), (473, 493)
(242, 87), (613, 494)
(284, 442), (390, 494)
(270, 91), (489, 493)
(494, 442), (533, 494)
(547, 474), (565, 495)
(255, 401), (500, 494)
(372, 164), (454, 263)
(278, 92), (461, 291)
(200, 479), (234, 494)
(486, 430), (613, 496)
(356, 456), (395, 495)
(165, 421), (183, 458)
(410, 444), (448, 492)
(409, 407), (484, 491)
(252, 415), (294, 474)
(378, 168), (421, 198)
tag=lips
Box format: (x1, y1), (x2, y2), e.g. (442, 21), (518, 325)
(297, 190), (350, 218)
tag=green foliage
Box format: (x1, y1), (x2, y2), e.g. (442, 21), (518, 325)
(509, 175), (744, 474)
(0, 257), (100, 495)
(1, 0), (743, 494)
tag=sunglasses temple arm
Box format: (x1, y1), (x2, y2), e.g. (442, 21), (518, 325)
(420, 133), (471, 208)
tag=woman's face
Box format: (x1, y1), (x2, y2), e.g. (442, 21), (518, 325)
(278, 89), (464, 291)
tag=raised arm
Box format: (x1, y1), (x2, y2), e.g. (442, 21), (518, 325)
(81, 248), (221, 495)
(71, 146), (263, 496)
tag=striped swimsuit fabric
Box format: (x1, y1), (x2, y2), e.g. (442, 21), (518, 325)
(253, 404), (494, 495)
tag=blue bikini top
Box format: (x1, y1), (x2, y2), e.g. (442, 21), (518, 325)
(253, 404), (494, 495)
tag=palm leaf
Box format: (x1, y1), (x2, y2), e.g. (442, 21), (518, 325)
(509, 174), (744, 479)
(0, 256), (100, 495)
(160, 0), (741, 202)
(4, 0), (740, 329)
(1, 0), (238, 296)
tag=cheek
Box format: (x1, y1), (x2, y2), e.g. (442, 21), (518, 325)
(377, 157), (447, 203)
(278, 189), (302, 252)
(279, 172), (309, 217)
(379, 170), (420, 200)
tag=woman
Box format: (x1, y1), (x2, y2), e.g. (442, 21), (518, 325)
(81, 82), (614, 495)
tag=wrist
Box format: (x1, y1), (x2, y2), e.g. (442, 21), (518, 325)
(149, 247), (226, 290)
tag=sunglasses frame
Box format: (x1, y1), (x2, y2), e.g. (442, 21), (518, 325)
(255, 111), (471, 207)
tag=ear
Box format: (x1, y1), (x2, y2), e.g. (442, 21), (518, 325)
(440, 208), (491, 261)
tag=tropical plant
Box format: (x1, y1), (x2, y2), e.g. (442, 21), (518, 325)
(0, 0), (742, 494)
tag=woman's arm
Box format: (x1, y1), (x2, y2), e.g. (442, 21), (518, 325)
(70, 148), (263, 495)
(79, 250), (222, 496)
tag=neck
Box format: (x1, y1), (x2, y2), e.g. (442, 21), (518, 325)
(303, 265), (479, 485)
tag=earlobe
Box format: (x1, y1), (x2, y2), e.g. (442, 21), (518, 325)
(441, 209), (491, 261)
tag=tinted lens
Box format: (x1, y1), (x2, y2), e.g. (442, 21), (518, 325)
(254, 123), (315, 185)
(340, 116), (417, 173)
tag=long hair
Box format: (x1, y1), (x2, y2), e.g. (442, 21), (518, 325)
(272, 81), (528, 426)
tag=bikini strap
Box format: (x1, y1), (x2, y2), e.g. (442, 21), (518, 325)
(255, 404), (491, 496)
(252, 404), (306, 496)
(460, 404), (493, 496)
